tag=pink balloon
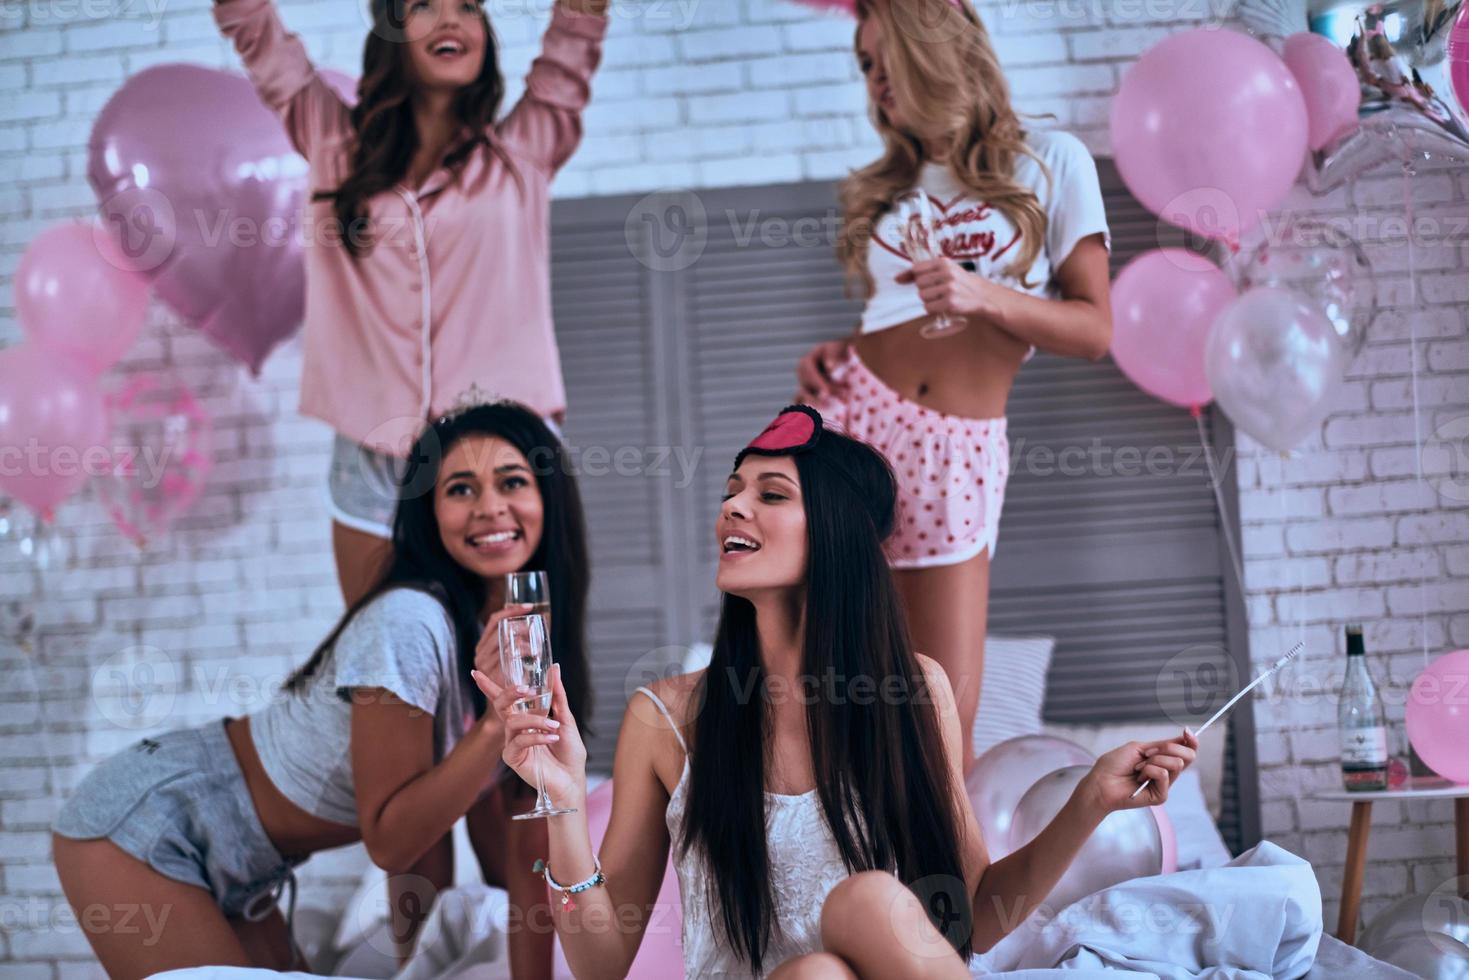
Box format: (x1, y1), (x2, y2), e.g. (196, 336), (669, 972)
(553, 779), (683, 978)
(1151, 803), (1178, 875)
(1406, 649), (1469, 784)
(0, 345), (111, 521)
(88, 65), (353, 375)
(96, 374), (212, 547)
(1111, 30), (1308, 246)
(1452, 5), (1469, 120)
(1110, 249), (1236, 410)
(16, 223), (151, 376)
(1283, 33), (1361, 151)
(967, 735), (1096, 861)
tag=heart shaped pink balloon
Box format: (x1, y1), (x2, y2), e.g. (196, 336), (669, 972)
(87, 64), (355, 375)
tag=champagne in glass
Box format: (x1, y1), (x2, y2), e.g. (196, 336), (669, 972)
(504, 570), (550, 622)
(894, 189), (965, 339)
(499, 613), (575, 819)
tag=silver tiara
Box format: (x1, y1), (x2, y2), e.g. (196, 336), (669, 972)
(435, 382), (511, 424)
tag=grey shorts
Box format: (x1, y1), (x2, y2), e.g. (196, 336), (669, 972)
(52, 720), (302, 920)
(326, 434), (409, 540)
(326, 419), (566, 540)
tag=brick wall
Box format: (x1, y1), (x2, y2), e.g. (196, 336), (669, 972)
(1, 0), (1465, 972)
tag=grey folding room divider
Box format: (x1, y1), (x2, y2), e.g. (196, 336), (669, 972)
(549, 160), (1258, 853)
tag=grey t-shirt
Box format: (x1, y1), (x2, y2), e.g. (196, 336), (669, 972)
(249, 587), (474, 827)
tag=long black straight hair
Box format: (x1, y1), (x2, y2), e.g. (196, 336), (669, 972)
(680, 421), (972, 972)
(285, 402), (591, 728)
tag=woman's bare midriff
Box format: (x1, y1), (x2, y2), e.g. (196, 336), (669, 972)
(225, 717), (360, 859)
(849, 313), (1026, 419)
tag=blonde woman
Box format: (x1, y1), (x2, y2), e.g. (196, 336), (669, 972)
(798, 0), (1113, 770)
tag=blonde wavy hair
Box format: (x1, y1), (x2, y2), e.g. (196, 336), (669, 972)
(837, 0), (1049, 295)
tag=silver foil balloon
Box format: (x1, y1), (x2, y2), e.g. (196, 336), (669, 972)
(1370, 933), (1469, 978)
(1205, 287), (1349, 451)
(1233, 217), (1377, 358)
(1007, 764), (1164, 913)
(1241, 0), (1469, 189)
(966, 736), (1096, 862)
(1360, 891), (1469, 958)
(1315, 1), (1469, 189)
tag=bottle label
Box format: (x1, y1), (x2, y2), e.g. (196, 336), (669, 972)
(1341, 726), (1388, 767)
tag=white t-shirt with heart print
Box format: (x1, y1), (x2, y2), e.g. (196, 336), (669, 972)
(860, 129), (1111, 335)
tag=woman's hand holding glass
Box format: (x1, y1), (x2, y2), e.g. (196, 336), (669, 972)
(472, 659), (588, 810)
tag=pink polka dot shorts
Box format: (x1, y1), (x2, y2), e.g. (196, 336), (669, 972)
(808, 349), (1009, 569)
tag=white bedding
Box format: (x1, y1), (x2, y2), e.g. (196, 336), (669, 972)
(971, 842), (1322, 978)
(152, 842), (1374, 980)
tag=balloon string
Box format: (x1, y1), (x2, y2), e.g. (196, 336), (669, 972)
(1402, 165), (1431, 670)
(1275, 452), (1305, 651)
(1196, 409), (1246, 594)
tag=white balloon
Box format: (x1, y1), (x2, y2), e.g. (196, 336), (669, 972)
(1370, 933), (1469, 979)
(1007, 764), (1165, 913)
(966, 736), (1095, 861)
(1361, 892), (1469, 958)
(1205, 286), (1348, 451)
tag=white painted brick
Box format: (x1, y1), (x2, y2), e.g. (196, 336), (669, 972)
(1386, 580), (1469, 616)
(64, 17), (164, 52)
(1284, 517), (1395, 554)
(30, 53), (124, 87)
(1004, 62), (1113, 97)
(1397, 510), (1469, 545)
(1327, 480), (1435, 517)
(1323, 412), (1419, 450)
(792, 82), (865, 117)
(642, 60), (741, 95)
(781, 18), (851, 52)
(0, 90), (61, 122)
(1335, 548), (1441, 586)
(744, 51), (852, 89)
(1371, 306), (1463, 343)
(1274, 587), (1387, 625)
(699, 153), (800, 187)
(678, 25), (782, 61)
(1371, 376), (1469, 412)
(1426, 339), (1469, 372)
(1065, 25), (1168, 61)
(688, 89), (789, 124)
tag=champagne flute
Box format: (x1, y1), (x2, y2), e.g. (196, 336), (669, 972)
(504, 570), (550, 621)
(894, 189), (965, 339)
(500, 613), (575, 819)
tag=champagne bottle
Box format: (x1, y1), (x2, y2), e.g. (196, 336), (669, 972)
(1339, 624), (1389, 792)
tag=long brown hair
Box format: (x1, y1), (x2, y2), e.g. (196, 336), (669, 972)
(837, 0), (1049, 293)
(315, 0), (521, 258)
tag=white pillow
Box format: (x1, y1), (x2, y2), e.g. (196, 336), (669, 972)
(972, 635), (1056, 759)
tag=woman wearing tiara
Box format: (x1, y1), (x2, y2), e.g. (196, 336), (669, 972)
(796, 0), (1113, 770)
(53, 403), (592, 979)
(212, 0), (609, 604)
(476, 406), (1196, 979)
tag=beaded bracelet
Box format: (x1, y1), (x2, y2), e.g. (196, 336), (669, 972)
(533, 857), (606, 911)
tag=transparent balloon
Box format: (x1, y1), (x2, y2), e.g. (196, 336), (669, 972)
(1006, 764), (1168, 913)
(966, 736), (1095, 862)
(97, 374), (213, 548)
(1234, 217), (1377, 358)
(1205, 287), (1349, 451)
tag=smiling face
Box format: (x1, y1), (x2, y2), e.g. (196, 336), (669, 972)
(715, 456), (808, 599)
(434, 435), (543, 580)
(857, 16), (903, 131)
(402, 0), (488, 92)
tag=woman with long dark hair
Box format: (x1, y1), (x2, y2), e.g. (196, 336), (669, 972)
(52, 403), (591, 979)
(477, 406), (1196, 978)
(796, 0), (1113, 771)
(212, 0), (609, 603)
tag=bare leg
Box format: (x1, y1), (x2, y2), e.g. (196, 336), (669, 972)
(819, 871), (971, 980)
(53, 835), (251, 980)
(230, 906), (301, 971)
(895, 549), (991, 772)
(467, 782), (554, 980)
(333, 520), (393, 607)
